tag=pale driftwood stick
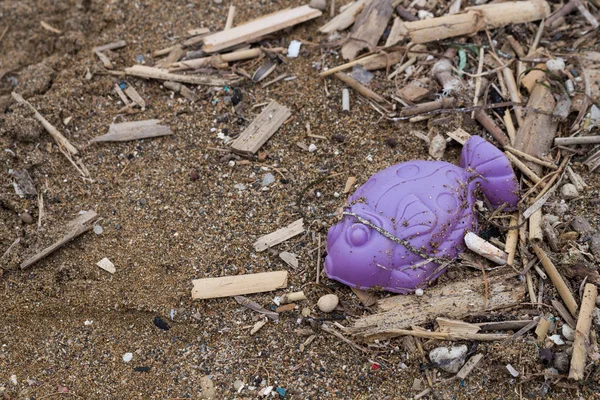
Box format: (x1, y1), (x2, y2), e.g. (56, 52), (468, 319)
(321, 323), (370, 353)
(502, 67), (524, 126)
(529, 208), (543, 241)
(541, 217), (560, 252)
(341, 0), (394, 60)
(476, 320), (533, 331)
(153, 45), (179, 57)
(505, 151), (544, 186)
(566, 166), (587, 191)
(505, 146), (558, 170)
(433, 48), (461, 93)
(507, 35), (525, 58)
(319, 0), (370, 33)
(231, 101), (291, 154)
(526, 272), (537, 304)
(11, 92), (78, 156)
(225, 5), (236, 30)
(91, 120), (172, 143)
(464, 232), (508, 265)
(403, 0), (550, 44)
(234, 295), (279, 321)
(531, 242), (579, 317)
(349, 274), (525, 339)
(355, 328), (510, 342)
(203, 5), (321, 52)
(474, 110), (510, 148)
(551, 299), (577, 329)
(21, 211), (98, 269)
(385, 17), (406, 47)
(555, 136), (600, 146)
(253, 218), (304, 252)
(125, 65), (233, 86)
(333, 72), (386, 103)
(114, 83), (131, 105)
(92, 39), (127, 53)
(505, 215), (519, 266)
(437, 318), (481, 334)
(94, 50), (113, 69)
(400, 97), (455, 117)
(456, 354), (484, 380)
(569, 283), (598, 380)
(187, 27), (211, 37)
(191, 271), (288, 299)
(171, 48), (285, 72)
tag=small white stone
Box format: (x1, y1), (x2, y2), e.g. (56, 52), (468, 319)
(366, 154), (373, 162)
(317, 294), (339, 313)
(333, 192), (340, 198)
(429, 345), (468, 373)
(562, 324), (575, 341)
(308, 143), (317, 152)
(97, 257), (116, 274)
(84, 320), (93, 326)
(309, 0), (327, 10)
(93, 224), (104, 235)
(228, 160), (236, 167)
(560, 183), (579, 200)
(417, 10), (434, 19)
(415, 288), (424, 296)
(10, 375), (17, 385)
(123, 352), (133, 362)
(546, 58), (565, 72)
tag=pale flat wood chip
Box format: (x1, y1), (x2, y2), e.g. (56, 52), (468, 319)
(253, 219), (304, 252)
(191, 271), (288, 299)
(231, 101), (291, 154)
(91, 120), (172, 143)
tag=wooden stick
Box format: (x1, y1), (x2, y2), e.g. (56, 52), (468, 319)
(171, 48), (285, 71)
(505, 214), (519, 266)
(319, 0), (369, 33)
(203, 5), (322, 52)
(400, 97), (455, 117)
(569, 283), (598, 380)
(91, 120), (172, 142)
(230, 100), (291, 154)
(505, 151), (544, 186)
(555, 136), (600, 146)
(403, 0), (550, 44)
(21, 211), (98, 269)
(474, 110), (510, 148)
(333, 72), (386, 104)
(11, 92), (78, 156)
(505, 146), (558, 170)
(531, 242), (578, 317)
(125, 65), (233, 86)
(225, 5), (236, 30)
(529, 208), (543, 241)
(551, 299), (577, 329)
(253, 218), (304, 252)
(92, 40), (127, 53)
(355, 328), (510, 342)
(192, 271), (288, 300)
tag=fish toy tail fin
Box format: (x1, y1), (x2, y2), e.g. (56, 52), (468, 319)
(460, 135), (519, 209)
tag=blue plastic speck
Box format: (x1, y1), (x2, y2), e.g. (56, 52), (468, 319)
(275, 387), (286, 397)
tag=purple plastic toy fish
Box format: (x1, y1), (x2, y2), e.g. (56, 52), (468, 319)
(324, 135), (519, 294)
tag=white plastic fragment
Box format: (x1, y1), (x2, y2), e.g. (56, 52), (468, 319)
(549, 334), (565, 345)
(429, 345), (468, 373)
(415, 288), (424, 296)
(464, 232), (508, 265)
(287, 40), (302, 58)
(342, 88), (350, 112)
(506, 364), (519, 377)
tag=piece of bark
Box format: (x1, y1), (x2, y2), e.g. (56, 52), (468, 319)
(348, 274), (525, 340)
(513, 81), (557, 175)
(569, 283), (598, 380)
(230, 101), (291, 154)
(319, 0), (371, 33)
(203, 5), (322, 52)
(385, 17), (406, 47)
(400, 97), (455, 117)
(123, 86), (145, 109)
(531, 243), (579, 317)
(403, 0), (550, 44)
(341, 0), (394, 60)
(234, 295), (279, 321)
(21, 211), (99, 269)
(125, 65), (233, 86)
(191, 271), (288, 300)
(551, 299), (578, 329)
(396, 84), (432, 103)
(437, 318), (481, 335)
(253, 218), (304, 252)
(91, 120), (172, 143)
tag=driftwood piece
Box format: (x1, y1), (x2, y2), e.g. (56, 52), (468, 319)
(125, 65), (233, 86)
(348, 274), (525, 340)
(92, 40), (127, 53)
(513, 79), (557, 175)
(279, 252), (299, 269)
(21, 211), (99, 269)
(385, 17), (406, 47)
(319, 0), (370, 33)
(341, 0), (394, 61)
(333, 72), (386, 103)
(203, 5), (322, 52)
(91, 120), (173, 142)
(403, 0), (550, 44)
(253, 218), (304, 252)
(555, 136), (600, 146)
(569, 283), (598, 380)
(235, 295), (279, 321)
(191, 271), (288, 300)
(397, 83), (432, 103)
(400, 97), (455, 117)
(230, 101), (291, 153)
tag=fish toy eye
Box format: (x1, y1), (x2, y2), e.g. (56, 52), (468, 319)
(348, 224), (370, 247)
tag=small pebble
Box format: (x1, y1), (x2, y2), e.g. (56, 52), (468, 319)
(10, 375), (17, 385)
(233, 380), (244, 391)
(560, 183), (579, 200)
(546, 58), (565, 72)
(308, 143), (317, 152)
(317, 294), (339, 313)
(415, 288), (424, 296)
(20, 212), (34, 224)
(93, 224), (104, 235)
(123, 352), (133, 362)
(309, 0), (327, 10)
(429, 345), (467, 373)
(562, 324), (575, 342)
(553, 352), (570, 373)
(262, 173), (275, 186)
(153, 316), (170, 331)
